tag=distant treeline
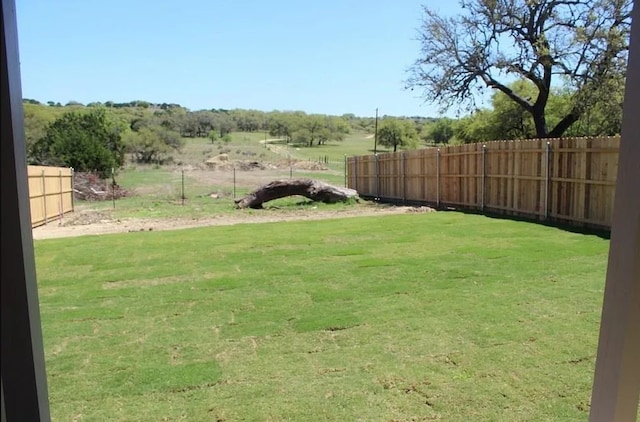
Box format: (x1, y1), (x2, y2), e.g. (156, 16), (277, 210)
(23, 83), (622, 174)
(23, 100), (438, 171)
(24, 79), (622, 148)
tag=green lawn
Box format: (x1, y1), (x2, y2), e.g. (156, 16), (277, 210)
(35, 212), (609, 421)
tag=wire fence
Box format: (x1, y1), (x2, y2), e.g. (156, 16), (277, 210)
(69, 161), (351, 213)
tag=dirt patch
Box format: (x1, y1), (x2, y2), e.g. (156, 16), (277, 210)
(60, 209), (116, 226)
(286, 160), (328, 171)
(202, 158), (326, 172)
(32, 204), (436, 240)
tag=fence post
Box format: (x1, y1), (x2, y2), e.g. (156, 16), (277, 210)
(481, 145), (487, 212)
(233, 166), (236, 200)
(112, 168), (116, 209)
(375, 154), (380, 200)
(41, 170), (47, 225)
(436, 148), (441, 208)
(545, 141), (551, 220)
(181, 169), (185, 206)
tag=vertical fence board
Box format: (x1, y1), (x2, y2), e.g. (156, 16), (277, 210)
(424, 149), (438, 203)
(404, 150), (421, 202)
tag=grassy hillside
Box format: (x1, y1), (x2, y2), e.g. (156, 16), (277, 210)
(175, 130), (391, 170)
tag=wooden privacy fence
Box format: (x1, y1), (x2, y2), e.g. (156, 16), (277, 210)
(28, 165), (74, 228)
(348, 137), (620, 229)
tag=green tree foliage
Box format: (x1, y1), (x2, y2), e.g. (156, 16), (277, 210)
(123, 128), (171, 164)
(168, 110), (236, 138)
(30, 110), (125, 175)
(291, 115), (322, 147)
(547, 80), (625, 137)
(452, 82), (547, 143)
(213, 112), (236, 137)
(290, 114), (350, 147)
(428, 118), (455, 144)
(407, 0), (632, 138)
(122, 112), (184, 163)
(207, 130), (219, 144)
(231, 109), (267, 132)
(377, 119), (419, 152)
(452, 111), (496, 144)
(356, 117), (375, 133)
(23, 103), (64, 151)
(323, 116), (350, 144)
(267, 112), (296, 141)
(450, 79), (625, 143)
(122, 126), (183, 164)
(488, 81), (537, 139)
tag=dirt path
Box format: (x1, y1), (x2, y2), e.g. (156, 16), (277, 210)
(260, 138), (292, 159)
(32, 204), (435, 240)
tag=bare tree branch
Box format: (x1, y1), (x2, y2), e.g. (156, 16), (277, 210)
(407, 0), (632, 137)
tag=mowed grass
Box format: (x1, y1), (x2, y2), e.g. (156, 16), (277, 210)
(34, 212), (609, 421)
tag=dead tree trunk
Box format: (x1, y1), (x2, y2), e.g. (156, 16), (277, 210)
(235, 179), (359, 209)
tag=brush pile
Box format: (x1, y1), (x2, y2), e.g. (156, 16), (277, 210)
(73, 172), (128, 201)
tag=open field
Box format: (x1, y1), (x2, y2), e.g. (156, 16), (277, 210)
(175, 130), (387, 172)
(35, 212), (609, 421)
(66, 129), (394, 225)
(177, 132), (280, 167)
(33, 130), (399, 238)
(69, 131), (355, 223)
(84, 165), (348, 219)
(264, 131), (395, 170)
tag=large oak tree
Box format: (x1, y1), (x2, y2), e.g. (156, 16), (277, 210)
(407, 0), (632, 138)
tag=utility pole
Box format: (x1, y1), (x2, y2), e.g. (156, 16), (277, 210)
(374, 108), (379, 155)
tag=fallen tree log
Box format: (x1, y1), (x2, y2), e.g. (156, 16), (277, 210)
(235, 179), (359, 209)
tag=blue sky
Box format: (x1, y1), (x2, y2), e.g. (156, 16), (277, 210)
(16, 0), (462, 117)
